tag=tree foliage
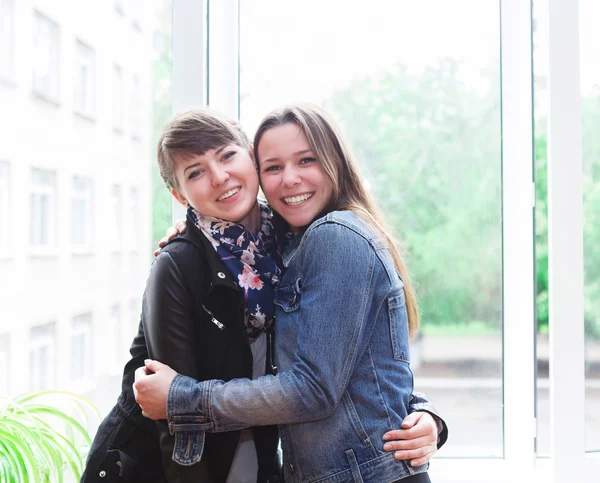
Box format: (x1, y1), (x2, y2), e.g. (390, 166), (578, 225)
(326, 60), (600, 337)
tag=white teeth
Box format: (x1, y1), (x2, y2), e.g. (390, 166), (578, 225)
(217, 187), (240, 201)
(283, 193), (313, 205)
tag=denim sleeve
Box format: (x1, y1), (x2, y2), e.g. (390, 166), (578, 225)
(167, 223), (381, 435)
(409, 392), (449, 449)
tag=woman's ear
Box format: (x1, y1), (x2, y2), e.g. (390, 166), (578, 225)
(170, 188), (188, 207)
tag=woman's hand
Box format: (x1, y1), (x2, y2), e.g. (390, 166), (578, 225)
(133, 360), (178, 420)
(153, 219), (188, 256)
(382, 411), (439, 467)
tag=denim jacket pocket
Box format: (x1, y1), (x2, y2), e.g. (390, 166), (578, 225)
(388, 290), (410, 362)
(274, 278), (302, 313)
(172, 430), (205, 466)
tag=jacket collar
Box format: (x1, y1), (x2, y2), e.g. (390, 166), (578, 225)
(180, 212), (241, 292)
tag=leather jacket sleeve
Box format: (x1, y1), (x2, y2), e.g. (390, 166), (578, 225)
(409, 392), (449, 449)
(142, 249), (209, 482)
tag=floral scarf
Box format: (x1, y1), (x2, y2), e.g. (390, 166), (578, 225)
(189, 201), (282, 339)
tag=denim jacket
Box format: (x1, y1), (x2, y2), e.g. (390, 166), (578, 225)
(166, 211), (433, 482)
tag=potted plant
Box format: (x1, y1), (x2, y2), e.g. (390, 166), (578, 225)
(0, 390), (101, 482)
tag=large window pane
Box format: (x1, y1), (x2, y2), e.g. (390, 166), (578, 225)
(240, 0), (503, 457)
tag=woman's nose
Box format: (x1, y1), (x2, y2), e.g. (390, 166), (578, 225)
(282, 165), (301, 187)
(211, 166), (230, 187)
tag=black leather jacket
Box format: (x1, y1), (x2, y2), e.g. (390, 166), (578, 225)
(82, 215), (281, 483)
(81, 214), (447, 483)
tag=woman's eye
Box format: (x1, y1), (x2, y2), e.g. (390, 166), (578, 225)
(188, 169), (204, 180)
(222, 151), (236, 162)
(263, 165), (281, 173)
(299, 157), (316, 165)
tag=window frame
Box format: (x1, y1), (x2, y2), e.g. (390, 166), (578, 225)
(29, 168), (57, 251)
(32, 10), (60, 104)
(71, 176), (94, 250)
(73, 39), (96, 120)
(0, 0), (15, 83)
(29, 322), (56, 391)
(172, 0), (599, 480)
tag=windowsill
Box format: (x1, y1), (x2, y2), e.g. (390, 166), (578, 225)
(29, 247), (59, 258)
(0, 75), (16, 89)
(32, 90), (61, 108)
(71, 247), (95, 256)
(0, 250), (13, 261)
(73, 109), (96, 123)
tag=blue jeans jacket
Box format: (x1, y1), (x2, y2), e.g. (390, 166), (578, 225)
(167, 211), (428, 482)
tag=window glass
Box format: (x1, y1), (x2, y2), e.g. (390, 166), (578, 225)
(74, 40), (96, 117)
(72, 176), (94, 247)
(0, 0), (14, 80)
(240, 0), (503, 457)
(33, 11), (59, 101)
(30, 168), (56, 247)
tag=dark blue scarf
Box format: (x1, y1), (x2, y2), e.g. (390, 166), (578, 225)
(189, 201), (281, 339)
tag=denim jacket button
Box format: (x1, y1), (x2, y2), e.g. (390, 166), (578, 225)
(217, 272), (226, 279)
(99, 470), (106, 477)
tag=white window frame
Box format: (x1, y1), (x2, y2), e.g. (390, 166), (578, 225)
(0, 160), (10, 250)
(71, 176), (94, 249)
(0, 0), (15, 82)
(70, 313), (93, 382)
(32, 10), (59, 103)
(110, 184), (123, 250)
(108, 304), (123, 371)
(30, 168), (57, 250)
(112, 64), (125, 132)
(29, 323), (56, 391)
(129, 75), (141, 140)
(173, 0), (600, 480)
(73, 39), (96, 119)
(546, 0), (600, 480)
(127, 186), (139, 251)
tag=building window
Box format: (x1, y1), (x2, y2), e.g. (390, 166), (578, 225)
(130, 299), (140, 334)
(110, 184), (122, 248)
(127, 187), (139, 249)
(0, 0), (14, 81)
(108, 304), (122, 362)
(70, 313), (92, 381)
(32, 11), (59, 102)
(128, 0), (143, 30)
(0, 334), (9, 396)
(0, 161), (9, 249)
(74, 40), (96, 118)
(114, 0), (125, 15)
(29, 323), (55, 390)
(71, 176), (93, 248)
(129, 75), (141, 140)
(112, 64), (124, 132)
(30, 169), (56, 248)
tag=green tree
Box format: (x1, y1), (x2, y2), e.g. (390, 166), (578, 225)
(327, 60), (502, 329)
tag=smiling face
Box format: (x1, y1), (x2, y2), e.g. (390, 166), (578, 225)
(257, 123), (333, 233)
(171, 144), (260, 225)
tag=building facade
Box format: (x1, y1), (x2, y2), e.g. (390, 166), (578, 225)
(0, 0), (154, 414)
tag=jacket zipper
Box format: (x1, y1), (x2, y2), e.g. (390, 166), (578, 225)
(202, 303), (224, 330)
